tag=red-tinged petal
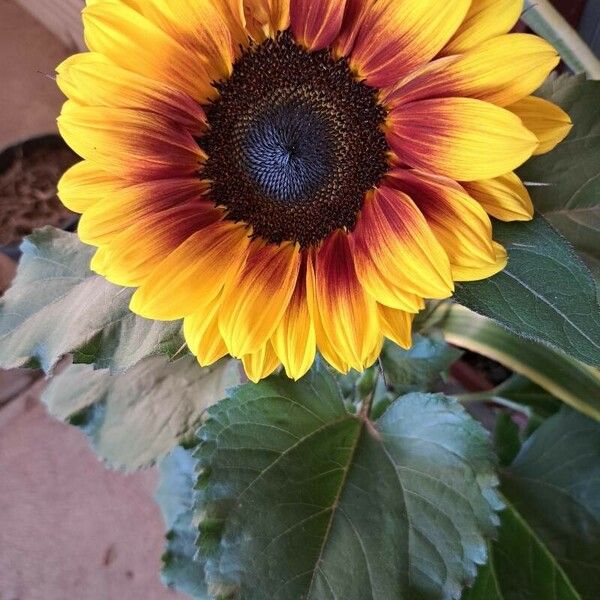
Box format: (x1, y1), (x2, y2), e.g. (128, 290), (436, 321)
(442, 0), (524, 55)
(271, 251), (316, 380)
(57, 53), (206, 135)
(378, 304), (413, 349)
(315, 230), (381, 372)
(244, 0), (290, 40)
(83, 0), (216, 102)
(463, 172), (534, 222)
(77, 178), (208, 245)
(388, 169), (503, 281)
(130, 220), (250, 320)
(242, 341), (281, 383)
(134, 0), (236, 83)
(219, 240), (301, 357)
(333, 0), (373, 58)
(184, 294), (229, 367)
(387, 97), (539, 181)
(350, 185), (453, 303)
(57, 161), (127, 213)
(349, 0), (470, 88)
(385, 35), (558, 109)
(100, 202), (222, 287)
(58, 102), (204, 182)
(291, 0), (346, 51)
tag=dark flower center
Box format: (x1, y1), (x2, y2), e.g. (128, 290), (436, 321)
(199, 31), (389, 247)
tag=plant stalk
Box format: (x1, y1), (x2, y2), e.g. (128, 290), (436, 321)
(523, 0), (600, 79)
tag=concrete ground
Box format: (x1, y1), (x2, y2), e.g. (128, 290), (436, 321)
(0, 2), (188, 598)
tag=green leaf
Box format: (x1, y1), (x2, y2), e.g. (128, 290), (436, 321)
(439, 305), (600, 421)
(379, 334), (462, 394)
(156, 447), (209, 600)
(519, 75), (600, 275)
(41, 356), (241, 469)
(501, 408), (600, 600)
(463, 502), (581, 600)
(0, 227), (183, 373)
(195, 363), (501, 600)
(493, 413), (521, 467)
(453, 216), (600, 367)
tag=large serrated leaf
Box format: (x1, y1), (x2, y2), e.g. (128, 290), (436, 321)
(156, 447), (209, 600)
(41, 356), (241, 470)
(519, 75), (600, 276)
(501, 408), (600, 600)
(453, 216), (600, 367)
(194, 363), (501, 600)
(463, 502), (581, 600)
(0, 227), (182, 372)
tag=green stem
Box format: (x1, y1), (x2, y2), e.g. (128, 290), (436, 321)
(456, 392), (532, 416)
(523, 0), (600, 79)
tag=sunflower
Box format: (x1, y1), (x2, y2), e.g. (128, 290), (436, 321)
(57, 0), (571, 382)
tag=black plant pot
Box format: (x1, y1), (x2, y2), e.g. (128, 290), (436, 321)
(0, 134), (79, 261)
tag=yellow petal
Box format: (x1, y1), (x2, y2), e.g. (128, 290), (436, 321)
(130, 220), (250, 320)
(56, 52), (206, 134)
(443, 0), (524, 54)
(77, 178), (207, 245)
(133, 0), (236, 82)
(508, 95), (573, 155)
(100, 203), (221, 287)
(90, 245), (110, 276)
(271, 253), (316, 380)
(447, 34), (559, 107)
(184, 296), (229, 367)
(242, 342), (281, 383)
(388, 170), (501, 282)
(219, 240), (301, 357)
(350, 185), (453, 303)
(463, 172), (534, 221)
(388, 97), (539, 181)
(378, 305), (413, 349)
(350, 0), (471, 88)
(244, 0), (290, 40)
(57, 161), (126, 213)
(83, 0), (215, 102)
(58, 102), (204, 181)
(386, 35), (559, 109)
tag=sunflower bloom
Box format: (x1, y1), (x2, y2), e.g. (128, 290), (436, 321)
(57, 0), (571, 382)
